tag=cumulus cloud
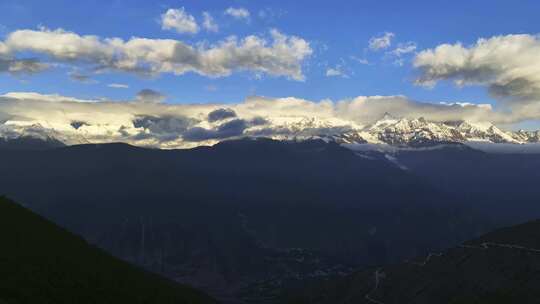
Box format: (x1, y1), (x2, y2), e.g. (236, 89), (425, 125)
(369, 32), (395, 51)
(5, 28), (111, 62)
(135, 89), (166, 104)
(414, 34), (540, 104)
(0, 27), (311, 81)
(225, 7), (250, 20)
(202, 12), (219, 32)
(161, 8), (199, 34)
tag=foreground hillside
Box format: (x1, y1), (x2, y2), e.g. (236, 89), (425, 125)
(0, 197), (215, 304)
(285, 219), (540, 304)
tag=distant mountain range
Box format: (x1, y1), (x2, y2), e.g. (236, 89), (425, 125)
(265, 113), (540, 147)
(2, 113), (540, 149)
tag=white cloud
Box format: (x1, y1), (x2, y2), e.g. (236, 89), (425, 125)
(161, 8), (199, 34)
(389, 41), (417, 57)
(351, 56), (369, 65)
(326, 66), (348, 78)
(369, 32), (395, 51)
(414, 34), (540, 104)
(6, 27), (113, 61)
(202, 12), (219, 32)
(225, 7), (250, 20)
(2, 92), (98, 103)
(108, 83), (129, 89)
(385, 42), (417, 66)
(1, 27), (312, 81)
(325, 68), (342, 77)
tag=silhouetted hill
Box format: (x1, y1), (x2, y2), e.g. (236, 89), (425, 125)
(0, 197), (215, 304)
(284, 219), (540, 304)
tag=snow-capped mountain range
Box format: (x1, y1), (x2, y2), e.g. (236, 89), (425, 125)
(254, 113), (540, 147)
(2, 112), (540, 149)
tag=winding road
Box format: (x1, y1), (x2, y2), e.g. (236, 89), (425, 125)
(364, 241), (540, 304)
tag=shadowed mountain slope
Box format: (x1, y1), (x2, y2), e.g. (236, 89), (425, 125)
(0, 196), (215, 304)
(284, 219), (540, 304)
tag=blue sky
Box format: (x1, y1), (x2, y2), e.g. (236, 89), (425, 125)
(0, 0), (539, 107)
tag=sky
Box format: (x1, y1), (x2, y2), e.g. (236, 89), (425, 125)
(1, 0), (538, 104)
(1, 0), (540, 148)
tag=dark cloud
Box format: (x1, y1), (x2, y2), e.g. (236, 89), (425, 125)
(207, 108), (237, 122)
(69, 72), (95, 83)
(414, 34), (540, 105)
(217, 119), (248, 136)
(135, 89), (166, 104)
(70, 121), (88, 130)
(133, 115), (195, 135)
(118, 125), (131, 137)
(249, 116), (269, 126)
(0, 58), (48, 74)
(183, 119), (248, 142)
(488, 78), (540, 102)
